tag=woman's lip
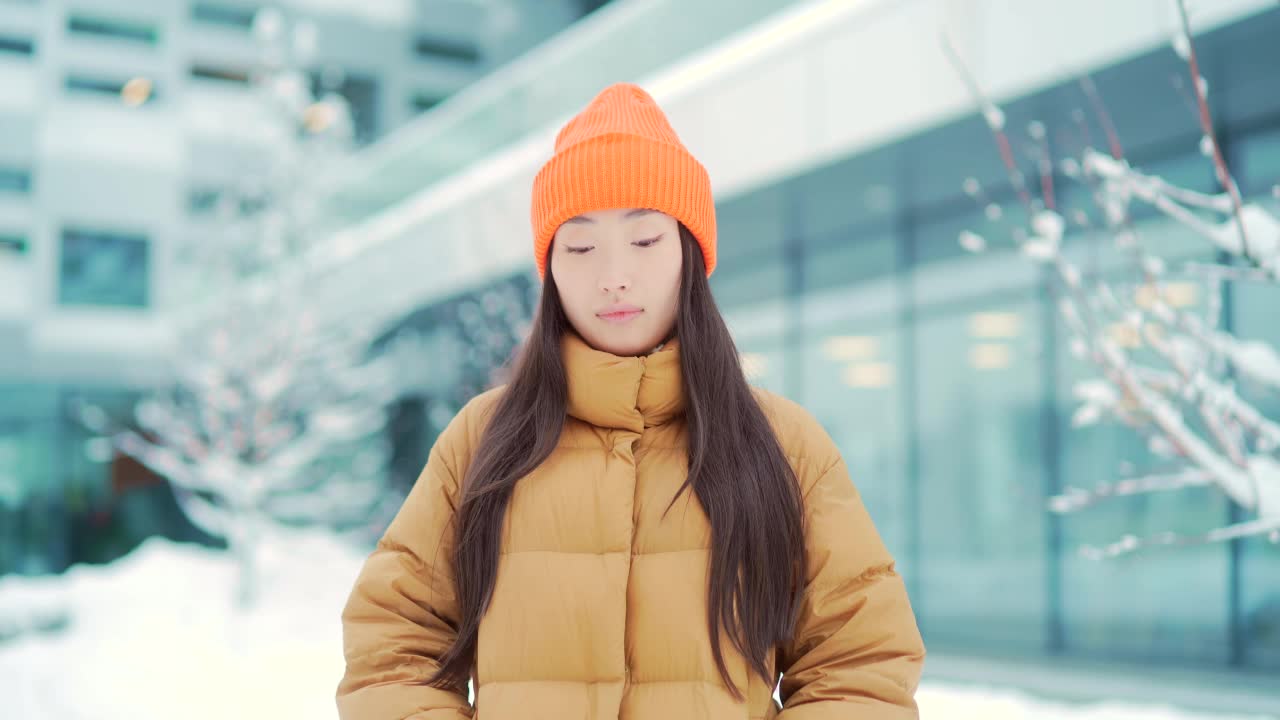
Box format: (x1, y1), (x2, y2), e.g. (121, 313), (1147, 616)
(597, 309), (644, 324)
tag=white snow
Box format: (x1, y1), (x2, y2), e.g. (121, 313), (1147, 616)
(1212, 204), (1280, 272)
(959, 230), (987, 253)
(0, 535), (1273, 720)
(1172, 31), (1192, 60)
(1021, 210), (1065, 261)
(0, 530), (367, 720)
(916, 683), (1269, 720)
(983, 105), (1007, 131)
(1033, 210), (1066, 241)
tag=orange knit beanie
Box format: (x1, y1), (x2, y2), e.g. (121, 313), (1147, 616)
(530, 82), (716, 279)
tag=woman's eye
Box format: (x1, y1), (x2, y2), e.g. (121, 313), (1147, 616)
(565, 246), (593, 255)
(633, 235), (662, 248)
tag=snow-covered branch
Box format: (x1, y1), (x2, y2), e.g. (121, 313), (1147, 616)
(943, 2), (1280, 559)
(1050, 468), (1214, 513)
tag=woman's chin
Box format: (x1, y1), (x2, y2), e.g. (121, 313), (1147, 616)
(583, 325), (663, 357)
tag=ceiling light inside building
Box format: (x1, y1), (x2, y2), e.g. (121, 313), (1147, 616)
(970, 343), (1012, 370)
(842, 362), (895, 388)
(1134, 281), (1199, 309)
(1107, 322), (1143, 349)
(740, 352), (768, 380)
(823, 335), (879, 361)
(969, 311), (1020, 339)
(121, 77), (152, 107)
(304, 101), (337, 132)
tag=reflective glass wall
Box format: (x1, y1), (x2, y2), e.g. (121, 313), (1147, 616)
(711, 9), (1280, 669)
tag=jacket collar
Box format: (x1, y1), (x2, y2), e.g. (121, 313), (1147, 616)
(562, 330), (684, 432)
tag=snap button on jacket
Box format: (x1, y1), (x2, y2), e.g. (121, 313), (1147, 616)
(338, 332), (925, 719)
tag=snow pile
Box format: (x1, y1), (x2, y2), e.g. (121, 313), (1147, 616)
(916, 683), (1273, 720)
(0, 531), (367, 720)
(0, 535), (1272, 719)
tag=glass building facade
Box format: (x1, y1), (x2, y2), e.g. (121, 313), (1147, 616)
(708, 10), (1280, 669)
(3, 2), (1278, 677)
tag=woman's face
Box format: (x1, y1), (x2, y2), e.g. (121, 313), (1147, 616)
(550, 208), (683, 356)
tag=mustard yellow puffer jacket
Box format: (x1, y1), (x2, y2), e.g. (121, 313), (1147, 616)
(338, 332), (925, 719)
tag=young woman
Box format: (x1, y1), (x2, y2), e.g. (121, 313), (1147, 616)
(338, 83), (925, 720)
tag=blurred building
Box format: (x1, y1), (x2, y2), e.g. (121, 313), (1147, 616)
(287, 0), (1280, 690)
(3, 0), (1279, 704)
(0, 0), (605, 573)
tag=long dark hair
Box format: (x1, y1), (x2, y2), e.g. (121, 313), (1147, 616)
(429, 225), (807, 700)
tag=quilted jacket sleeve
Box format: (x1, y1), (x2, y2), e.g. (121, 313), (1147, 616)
(336, 410), (474, 720)
(776, 452), (926, 720)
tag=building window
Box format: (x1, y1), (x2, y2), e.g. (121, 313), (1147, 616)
(411, 34), (480, 64)
(410, 93), (445, 114)
(186, 186), (270, 217)
(312, 71), (379, 145)
(576, 0), (614, 16)
(59, 228), (150, 308)
(191, 3), (259, 31)
(190, 64), (251, 86)
(65, 75), (158, 105)
(66, 15), (159, 46)
(0, 34), (35, 57)
(0, 234), (27, 257)
(65, 76), (127, 97)
(0, 166), (32, 194)
(187, 187), (221, 215)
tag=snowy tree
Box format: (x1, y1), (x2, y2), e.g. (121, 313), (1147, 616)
(69, 7), (427, 607)
(178, 6), (356, 296)
(944, 0), (1280, 559)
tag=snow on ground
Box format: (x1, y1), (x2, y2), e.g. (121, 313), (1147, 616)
(0, 530), (365, 720)
(916, 683), (1271, 720)
(0, 535), (1272, 720)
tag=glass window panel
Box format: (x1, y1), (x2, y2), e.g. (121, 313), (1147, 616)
(0, 33), (35, 57)
(913, 200), (1029, 268)
(58, 228), (150, 308)
(1053, 262), (1231, 664)
(789, 145), (901, 241)
(801, 320), (908, 562)
(0, 166), (32, 194)
(803, 225), (897, 294)
(66, 15), (159, 46)
(1082, 48), (1203, 159)
(715, 184), (789, 262)
(710, 260), (786, 312)
(411, 33), (481, 64)
(914, 295), (1049, 652)
(737, 337), (786, 397)
(311, 71), (380, 145)
(190, 64), (250, 86)
(65, 75), (160, 104)
(191, 3), (258, 31)
(0, 234), (27, 256)
(1232, 265), (1280, 670)
(1211, 8), (1280, 132)
(1235, 128), (1280, 197)
(0, 384), (61, 575)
